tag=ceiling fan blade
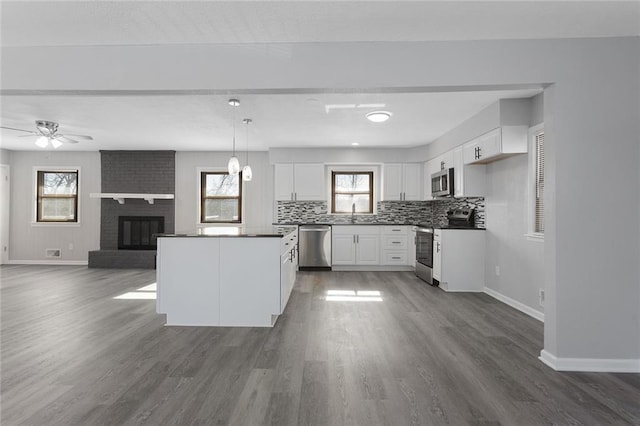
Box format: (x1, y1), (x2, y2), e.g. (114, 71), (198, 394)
(0, 126), (38, 134)
(18, 134), (39, 138)
(53, 135), (79, 144)
(59, 133), (93, 140)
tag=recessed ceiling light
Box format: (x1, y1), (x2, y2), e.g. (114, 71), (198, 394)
(366, 111), (391, 123)
(351, 142), (360, 146)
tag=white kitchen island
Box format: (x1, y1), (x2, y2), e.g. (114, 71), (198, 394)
(156, 226), (297, 327)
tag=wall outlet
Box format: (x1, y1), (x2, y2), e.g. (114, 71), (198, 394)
(46, 249), (61, 258)
(539, 289), (545, 306)
(495, 265), (500, 276)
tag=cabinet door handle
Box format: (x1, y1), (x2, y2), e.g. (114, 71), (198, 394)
(392, 241), (401, 244)
(357, 235), (360, 243)
(392, 256), (401, 260)
(353, 235), (356, 244)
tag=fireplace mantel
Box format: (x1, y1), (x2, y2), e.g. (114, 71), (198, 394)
(90, 193), (174, 205)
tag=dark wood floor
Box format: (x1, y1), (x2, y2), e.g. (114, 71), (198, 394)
(1, 265), (639, 425)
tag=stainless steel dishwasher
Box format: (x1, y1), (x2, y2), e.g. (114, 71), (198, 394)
(298, 225), (332, 270)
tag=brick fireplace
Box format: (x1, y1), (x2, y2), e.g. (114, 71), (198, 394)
(88, 151), (175, 269)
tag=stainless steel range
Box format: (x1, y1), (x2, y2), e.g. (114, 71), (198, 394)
(444, 207), (476, 228)
(415, 226), (434, 285)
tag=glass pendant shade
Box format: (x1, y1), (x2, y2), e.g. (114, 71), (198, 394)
(242, 165), (253, 181)
(35, 136), (49, 148)
(50, 138), (63, 149)
(228, 156), (240, 175)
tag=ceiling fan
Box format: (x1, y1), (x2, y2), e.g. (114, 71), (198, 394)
(0, 120), (93, 148)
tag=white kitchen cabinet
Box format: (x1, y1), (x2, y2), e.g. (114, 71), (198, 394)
(380, 226), (414, 267)
(332, 233), (357, 265)
(408, 226), (417, 269)
(331, 226), (380, 266)
(356, 234), (380, 265)
(463, 127), (528, 165)
(433, 228), (485, 292)
(280, 249), (296, 311)
(157, 231), (295, 327)
(453, 147), (486, 197)
(274, 164), (294, 201)
(433, 232), (442, 282)
(281, 228), (298, 307)
(274, 163), (325, 201)
(383, 163), (422, 201)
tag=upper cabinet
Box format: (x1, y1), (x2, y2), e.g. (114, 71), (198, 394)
(382, 163), (422, 201)
(453, 147), (486, 197)
(274, 163), (325, 201)
(463, 126), (528, 165)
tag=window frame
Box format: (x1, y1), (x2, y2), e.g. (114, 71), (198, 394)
(34, 168), (80, 224)
(331, 170), (374, 214)
(526, 124), (544, 242)
(199, 170), (243, 224)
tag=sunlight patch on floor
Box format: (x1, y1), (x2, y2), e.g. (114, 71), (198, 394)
(325, 289), (383, 302)
(114, 282), (157, 300)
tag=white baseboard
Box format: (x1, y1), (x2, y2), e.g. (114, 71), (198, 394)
(331, 265), (414, 272)
(7, 260), (88, 266)
(483, 287), (544, 322)
(539, 349), (640, 373)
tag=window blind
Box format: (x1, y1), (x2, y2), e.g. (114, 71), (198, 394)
(535, 132), (545, 233)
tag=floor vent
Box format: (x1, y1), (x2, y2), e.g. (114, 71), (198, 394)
(46, 249), (61, 258)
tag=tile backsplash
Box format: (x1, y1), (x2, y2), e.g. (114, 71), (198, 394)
(276, 197), (485, 227)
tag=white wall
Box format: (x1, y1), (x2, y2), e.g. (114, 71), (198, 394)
(484, 154), (544, 315)
(3, 36), (639, 368)
(0, 149), (13, 164)
(269, 147), (411, 164)
(175, 151), (273, 231)
(8, 151), (101, 263)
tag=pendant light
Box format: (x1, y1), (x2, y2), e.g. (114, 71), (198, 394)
(227, 98), (240, 175)
(242, 118), (253, 181)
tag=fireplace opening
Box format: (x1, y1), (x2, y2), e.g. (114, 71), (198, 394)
(118, 216), (165, 250)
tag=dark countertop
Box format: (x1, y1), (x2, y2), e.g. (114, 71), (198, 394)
(416, 223), (485, 230)
(158, 226), (297, 238)
(274, 222), (420, 226)
(433, 226), (486, 230)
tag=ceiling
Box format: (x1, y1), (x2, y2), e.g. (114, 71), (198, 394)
(0, 1), (637, 152)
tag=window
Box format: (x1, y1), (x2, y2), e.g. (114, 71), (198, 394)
(200, 171), (242, 223)
(36, 170), (78, 222)
(331, 171), (374, 214)
(528, 125), (544, 238)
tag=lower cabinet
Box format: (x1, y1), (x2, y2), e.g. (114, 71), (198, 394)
(332, 225), (414, 268)
(280, 230), (298, 311)
(433, 228), (485, 292)
(332, 226), (380, 266)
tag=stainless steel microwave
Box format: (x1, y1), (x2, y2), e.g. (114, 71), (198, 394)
(431, 168), (454, 197)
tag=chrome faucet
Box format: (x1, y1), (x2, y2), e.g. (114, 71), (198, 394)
(351, 203), (356, 223)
